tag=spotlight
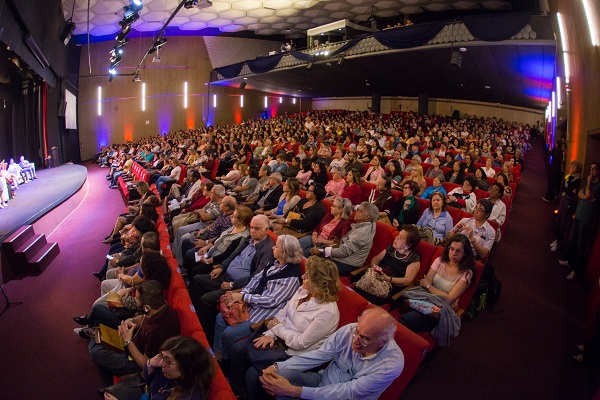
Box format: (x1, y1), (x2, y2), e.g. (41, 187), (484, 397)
(184, 0), (199, 9)
(337, 57), (345, 66)
(109, 67), (117, 75)
(119, 9), (139, 27)
(110, 54), (121, 65)
(306, 62), (313, 70)
(130, 0), (143, 10)
(116, 26), (132, 42)
(133, 74), (142, 82)
(60, 21), (76, 45)
(147, 37), (167, 55)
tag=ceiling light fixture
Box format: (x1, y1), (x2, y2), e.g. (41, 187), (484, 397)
(148, 37), (167, 55)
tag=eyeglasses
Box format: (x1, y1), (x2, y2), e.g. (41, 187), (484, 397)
(158, 353), (176, 366)
(351, 325), (373, 347)
(402, 186), (411, 190)
(474, 206), (486, 213)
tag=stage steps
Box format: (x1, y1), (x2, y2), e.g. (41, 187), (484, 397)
(1, 225), (60, 275)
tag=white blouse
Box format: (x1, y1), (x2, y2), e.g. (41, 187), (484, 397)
(266, 287), (340, 356)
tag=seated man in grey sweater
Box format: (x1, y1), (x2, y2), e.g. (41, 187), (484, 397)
(310, 202), (377, 275)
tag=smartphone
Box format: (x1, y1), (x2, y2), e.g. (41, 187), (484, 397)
(106, 255), (114, 260)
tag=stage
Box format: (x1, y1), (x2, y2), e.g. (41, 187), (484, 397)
(0, 164), (88, 242)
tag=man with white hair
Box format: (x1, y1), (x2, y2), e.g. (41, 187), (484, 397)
(310, 201), (378, 276)
(257, 307), (403, 400)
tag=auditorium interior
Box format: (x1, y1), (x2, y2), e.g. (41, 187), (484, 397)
(0, 0), (599, 399)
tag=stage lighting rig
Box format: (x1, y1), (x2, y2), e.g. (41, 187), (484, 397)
(184, 0), (198, 8)
(147, 37), (167, 55)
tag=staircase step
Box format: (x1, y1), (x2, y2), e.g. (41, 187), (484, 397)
(27, 242), (60, 274)
(16, 234), (47, 261)
(2, 225), (34, 253)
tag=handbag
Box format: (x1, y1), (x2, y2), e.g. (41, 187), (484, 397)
(355, 268), (392, 298)
(418, 227), (436, 245)
(286, 211), (302, 221)
(219, 294), (250, 326)
(245, 323), (289, 371)
(103, 373), (145, 400)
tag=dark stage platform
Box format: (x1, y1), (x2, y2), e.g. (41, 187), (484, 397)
(0, 164), (88, 241)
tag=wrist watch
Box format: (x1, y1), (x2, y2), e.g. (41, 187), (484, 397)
(230, 282), (234, 289)
(124, 339), (132, 347)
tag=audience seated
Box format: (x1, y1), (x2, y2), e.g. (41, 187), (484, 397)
(400, 234), (475, 346)
(309, 201), (377, 276)
(230, 256), (341, 397)
(354, 225), (421, 306)
(447, 198), (496, 261)
(83, 108), (539, 398)
(259, 307), (403, 399)
(87, 280), (180, 386)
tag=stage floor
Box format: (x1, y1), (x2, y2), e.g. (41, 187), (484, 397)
(0, 163), (88, 241)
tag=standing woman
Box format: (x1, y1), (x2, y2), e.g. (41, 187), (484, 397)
(551, 160), (582, 252)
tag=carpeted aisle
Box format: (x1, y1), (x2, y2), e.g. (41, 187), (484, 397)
(404, 140), (589, 400)
(0, 162), (127, 399)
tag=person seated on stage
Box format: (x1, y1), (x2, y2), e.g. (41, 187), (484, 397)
(258, 307), (403, 400)
(272, 182), (327, 235)
(182, 205), (252, 279)
(103, 335), (214, 400)
(309, 202), (377, 276)
(212, 235), (302, 371)
(87, 280), (180, 387)
(7, 158), (28, 183)
(190, 215), (275, 344)
(0, 172), (8, 208)
(0, 160), (19, 192)
(446, 198), (496, 261)
(176, 195), (236, 266)
(447, 175), (477, 213)
(230, 256), (341, 397)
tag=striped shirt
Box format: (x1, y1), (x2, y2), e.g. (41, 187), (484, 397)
(242, 261), (301, 323)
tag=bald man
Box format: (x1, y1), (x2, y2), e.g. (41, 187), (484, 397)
(255, 307), (404, 400)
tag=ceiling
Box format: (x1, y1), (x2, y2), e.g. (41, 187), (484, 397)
(213, 42), (556, 110)
(62, 0), (553, 111)
(63, 0), (526, 40)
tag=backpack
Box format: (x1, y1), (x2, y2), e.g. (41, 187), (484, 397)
(473, 262), (502, 312)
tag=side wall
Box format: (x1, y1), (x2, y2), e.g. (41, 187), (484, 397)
(552, 0), (600, 168)
(312, 96), (544, 126)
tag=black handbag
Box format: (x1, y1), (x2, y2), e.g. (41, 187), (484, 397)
(245, 324), (289, 371)
(103, 373), (145, 400)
